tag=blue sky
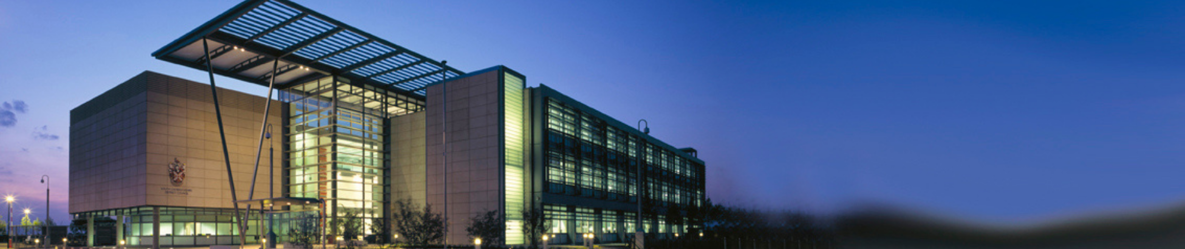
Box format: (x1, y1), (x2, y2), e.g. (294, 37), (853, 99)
(3, 0), (1185, 225)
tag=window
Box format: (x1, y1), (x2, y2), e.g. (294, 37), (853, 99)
(575, 208), (596, 233)
(545, 205), (570, 234)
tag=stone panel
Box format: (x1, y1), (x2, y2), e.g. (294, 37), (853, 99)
(390, 112), (427, 208)
(70, 71), (283, 213)
(425, 69), (503, 244)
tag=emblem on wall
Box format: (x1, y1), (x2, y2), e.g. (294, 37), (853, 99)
(168, 158), (186, 185)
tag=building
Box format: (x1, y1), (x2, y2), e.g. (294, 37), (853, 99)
(69, 0), (706, 247)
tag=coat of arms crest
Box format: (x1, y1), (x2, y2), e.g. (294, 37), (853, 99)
(168, 158), (186, 184)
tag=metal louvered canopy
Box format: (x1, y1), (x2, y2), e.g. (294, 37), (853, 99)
(152, 0), (463, 97)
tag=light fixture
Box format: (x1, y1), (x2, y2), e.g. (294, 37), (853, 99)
(699, 232), (704, 237)
(120, 240), (125, 245)
(474, 238), (481, 245)
(35, 239), (40, 244)
(4, 195), (11, 202)
(24, 208), (30, 214)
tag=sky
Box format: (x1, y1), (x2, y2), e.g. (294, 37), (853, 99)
(3, 0), (1185, 225)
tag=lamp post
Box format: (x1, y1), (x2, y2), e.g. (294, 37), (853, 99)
(23, 208), (30, 244)
(7, 195), (14, 249)
(265, 124), (276, 249)
(41, 175), (49, 248)
(541, 234), (549, 249)
(473, 238), (481, 249)
(635, 119), (648, 249)
(440, 59), (449, 249)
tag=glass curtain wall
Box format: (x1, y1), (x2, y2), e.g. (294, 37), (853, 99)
(541, 97), (705, 236)
(503, 72), (526, 244)
(282, 76), (424, 237)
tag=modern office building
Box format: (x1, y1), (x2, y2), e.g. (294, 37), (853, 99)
(68, 0), (705, 247)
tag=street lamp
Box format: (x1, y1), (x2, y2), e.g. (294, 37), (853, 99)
(439, 59), (450, 249)
(6, 195), (14, 249)
(583, 233), (595, 249)
(636, 119), (649, 249)
(41, 175), (49, 248)
(265, 124), (276, 249)
(473, 238), (481, 249)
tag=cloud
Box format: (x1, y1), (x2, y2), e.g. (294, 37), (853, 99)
(0, 111), (13, 127)
(10, 100), (27, 113)
(33, 125), (59, 140)
(0, 100), (26, 127)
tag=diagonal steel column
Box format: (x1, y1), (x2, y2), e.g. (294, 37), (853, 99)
(202, 37), (249, 247)
(243, 56), (280, 247)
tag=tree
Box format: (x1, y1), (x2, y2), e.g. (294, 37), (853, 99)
(32, 218), (42, 226)
(664, 206), (684, 235)
(368, 210), (387, 244)
(466, 210), (504, 247)
(521, 206), (551, 249)
(21, 215), (31, 226)
(287, 214), (321, 249)
(685, 203), (703, 235)
(391, 199), (445, 246)
(339, 208), (364, 249)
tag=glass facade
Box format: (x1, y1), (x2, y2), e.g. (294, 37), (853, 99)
(542, 97), (705, 235)
(78, 207), (321, 247)
(503, 72), (527, 244)
(281, 76), (424, 235)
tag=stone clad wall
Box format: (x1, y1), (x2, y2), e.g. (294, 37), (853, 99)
(425, 69), (504, 244)
(142, 72), (282, 209)
(390, 112), (427, 208)
(69, 72), (150, 213)
(69, 71), (282, 213)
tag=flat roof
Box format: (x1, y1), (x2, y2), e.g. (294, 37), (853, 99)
(153, 0), (463, 97)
